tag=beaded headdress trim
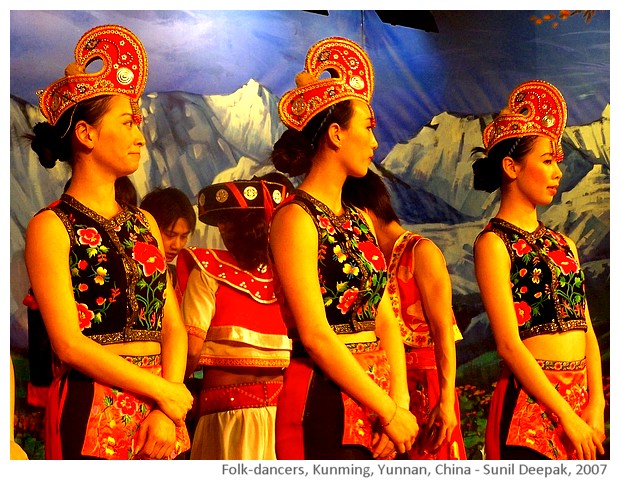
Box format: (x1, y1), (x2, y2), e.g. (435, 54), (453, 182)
(278, 36), (374, 131)
(37, 24), (148, 127)
(483, 80), (567, 160)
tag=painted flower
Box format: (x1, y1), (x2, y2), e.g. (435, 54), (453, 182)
(513, 301), (532, 326)
(547, 250), (578, 275)
(531, 268), (542, 284)
(77, 227), (102, 247)
(132, 242), (166, 277)
(357, 241), (386, 271)
(76, 302), (94, 330)
(337, 287), (360, 314)
(512, 238), (532, 257)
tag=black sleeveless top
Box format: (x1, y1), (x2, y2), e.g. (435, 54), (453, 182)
(479, 218), (587, 340)
(46, 194), (167, 344)
(275, 190), (387, 336)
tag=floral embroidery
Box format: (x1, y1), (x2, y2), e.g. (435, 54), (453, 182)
(133, 241), (166, 277)
(292, 191), (387, 332)
(514, 301), (532, 326)
(76, 302), (94, 330)
(54, 195), (166, 344)
(486, 218), (587, 339)
(78, 227), (102, 247)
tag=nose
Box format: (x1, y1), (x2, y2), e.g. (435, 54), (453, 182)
(554, 161), (563, 179)
(371, 131), (378, 150)
(135, 127), (146, 147)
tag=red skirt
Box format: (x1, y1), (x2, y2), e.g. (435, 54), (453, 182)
(275, 340), (391, 459)
(45, 354), (190, 460)
(485, 358), (588, 460)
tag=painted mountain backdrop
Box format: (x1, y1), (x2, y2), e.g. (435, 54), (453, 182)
(10, 79), (610, 387)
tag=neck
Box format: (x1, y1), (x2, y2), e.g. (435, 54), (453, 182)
(299, 159), (348, 215)
(65, 165), (120, 219)
(495, 196), (539, 232)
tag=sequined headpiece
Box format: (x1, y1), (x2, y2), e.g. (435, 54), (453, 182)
(278, 36), (374, 131)
(198, 179), (291, 226)
(483, 80), (567, 160)
(37, 24), (148, 127)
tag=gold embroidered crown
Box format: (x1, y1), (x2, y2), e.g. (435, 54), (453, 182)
(483, 80), (567, 160)
(278, 37), (374, 131)
(37, 24), (148, 126)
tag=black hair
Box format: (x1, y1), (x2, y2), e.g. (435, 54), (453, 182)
(342, 169), (400, 225)
(26, 96), (115, 169)
(140, 187), (197, 233)
(471, 135), (539, 193)
(271, 100), (354, 177)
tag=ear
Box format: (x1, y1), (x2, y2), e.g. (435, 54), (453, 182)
(73, 120), (95, 148)
(326, 122), (341, 149)
(502, 156), (518, 180)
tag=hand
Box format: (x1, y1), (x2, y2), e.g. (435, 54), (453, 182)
(561, 410), (605, 460)
(371, 431), (397, 460)
(156, 380), (193, 426)
(382, 405), (419, 454)
(134, 409), (178, 459)
(417, 401), (458, 455)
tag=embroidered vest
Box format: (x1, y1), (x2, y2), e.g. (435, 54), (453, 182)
(274, 190), (387, 336)
(481, 218), (587, 339)
(47, 194), (166, 344)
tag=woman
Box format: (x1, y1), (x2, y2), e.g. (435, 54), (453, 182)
(177, 175), (293, 459)
(24, 24), (192, 460)
(472, 80), (606, 460)
(343, 169), (466, 460)
(270, 37), (418, 460)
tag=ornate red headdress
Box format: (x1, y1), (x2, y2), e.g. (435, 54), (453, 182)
(37, 24), (148, 127)
(483, 80), (567, 160)
(278, 36), (374, 131)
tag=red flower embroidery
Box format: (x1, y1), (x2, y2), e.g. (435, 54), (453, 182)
(547, 250), (578, 275)
(357, 241), (385, 271)
(78, 283), (89, 292)
(96, 297), (106, 306)
(337, 287), (360, 314)
(78, 260), (88, 270)
(513, 301), (532, 326)
(76, 302), (94, 330)
(342, 219), (352, 230)
(512, 239), (532, 256)
(317, 216), (335, 234)
(132, 242), (166, 277)
(116, 393), (138, 416)
(77, 227), (102, 247)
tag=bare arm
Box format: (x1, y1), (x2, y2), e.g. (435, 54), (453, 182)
(25, 211), (192, 425)
(414, 239), (458, 450)
(270, 204), (417, 454)
(474, 231), (603, 459)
